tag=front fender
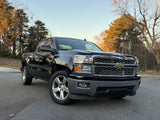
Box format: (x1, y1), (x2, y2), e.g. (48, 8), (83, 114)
(55, 55), (73, 71)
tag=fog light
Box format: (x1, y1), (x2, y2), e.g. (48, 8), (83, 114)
(78, 82), (90, 88)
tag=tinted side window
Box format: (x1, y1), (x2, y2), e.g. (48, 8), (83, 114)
(35, 41), (46, 52)
(35, 38), (54, 52)
(45, 38), (54, 48)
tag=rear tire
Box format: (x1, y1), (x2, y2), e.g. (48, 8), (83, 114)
(22, 66), (32, 85)
(49, 70), (73, 105)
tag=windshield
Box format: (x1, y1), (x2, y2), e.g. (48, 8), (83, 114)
(56, 38), (102, 52)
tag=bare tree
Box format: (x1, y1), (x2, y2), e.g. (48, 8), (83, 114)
(111, 0), (160, 64)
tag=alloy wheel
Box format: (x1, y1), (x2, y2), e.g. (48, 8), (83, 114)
(52, 75), (69, 100)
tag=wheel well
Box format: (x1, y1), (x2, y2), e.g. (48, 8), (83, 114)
(22, 60), (27, 67)
(52, 65), (71, 75)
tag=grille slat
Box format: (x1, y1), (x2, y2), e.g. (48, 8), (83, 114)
(94, 67), (134, 76)
(94, 57), (135, 65)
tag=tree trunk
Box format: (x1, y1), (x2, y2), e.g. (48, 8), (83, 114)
(155, 55), (160, 65)
(0, 41), (1, 50)
(12, 40), (16, 56)
(19, 34), (22, 55)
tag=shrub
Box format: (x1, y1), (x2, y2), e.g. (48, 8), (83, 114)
(155, 64), (160, 72)
(0, 48), (11, 57)
(0, 47), (21, 59)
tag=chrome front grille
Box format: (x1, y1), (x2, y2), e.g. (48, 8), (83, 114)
(93, 56), (136, 77)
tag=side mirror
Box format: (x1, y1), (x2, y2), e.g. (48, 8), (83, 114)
(40, 45), (54, 53)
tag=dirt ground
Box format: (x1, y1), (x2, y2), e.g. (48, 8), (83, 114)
(0, 57), (21, 69)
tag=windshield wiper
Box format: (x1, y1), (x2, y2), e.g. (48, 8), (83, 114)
(60, 48), (72, 50)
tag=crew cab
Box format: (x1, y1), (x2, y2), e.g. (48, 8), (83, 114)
(21, 37), (141, 105)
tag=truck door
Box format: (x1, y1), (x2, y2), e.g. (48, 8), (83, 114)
(32, 38), (55, 81)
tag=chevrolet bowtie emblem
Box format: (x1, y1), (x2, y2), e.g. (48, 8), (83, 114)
(115, 63), (124, 69)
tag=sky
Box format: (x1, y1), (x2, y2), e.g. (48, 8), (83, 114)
(9, 0), (119, 42)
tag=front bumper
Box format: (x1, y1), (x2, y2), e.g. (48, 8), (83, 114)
(68, 77), (141, 100)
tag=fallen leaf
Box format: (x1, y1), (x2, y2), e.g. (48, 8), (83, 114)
(8, 113), (15, 117)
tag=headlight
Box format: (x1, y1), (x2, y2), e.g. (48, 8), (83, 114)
(74, 55), (92, 73)
(74, 65), (92, 73)
(74, 55), (93, 63)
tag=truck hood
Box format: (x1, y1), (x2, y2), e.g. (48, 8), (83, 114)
(66, 49), (136, 58)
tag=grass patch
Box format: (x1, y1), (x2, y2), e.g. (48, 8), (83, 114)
(0, 57), (21, 69)
(155, 64), (160, 72)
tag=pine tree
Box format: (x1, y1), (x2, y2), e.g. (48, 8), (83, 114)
(26, 20), (48, 52)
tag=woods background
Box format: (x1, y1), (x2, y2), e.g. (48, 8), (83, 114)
(0, 0), (160, 72)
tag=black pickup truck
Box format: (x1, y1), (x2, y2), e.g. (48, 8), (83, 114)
(21, 37), (141, 105)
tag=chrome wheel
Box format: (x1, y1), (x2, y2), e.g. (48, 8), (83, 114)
(52, 75), (69, 100)
(21, 66), (32, 85)
(22, 68), (26, 83)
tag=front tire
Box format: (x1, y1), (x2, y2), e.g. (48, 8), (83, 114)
(49, 70), (73, 105)
(22, 66), (32, 85)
